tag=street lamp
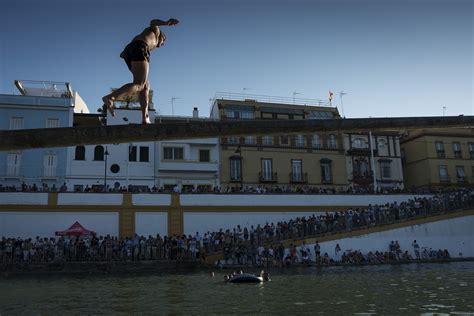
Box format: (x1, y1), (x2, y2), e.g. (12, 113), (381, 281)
(234, 145), (243, 189)
(104, 146), (110, 191)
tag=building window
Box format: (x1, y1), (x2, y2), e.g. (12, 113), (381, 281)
(139, 146), (149, 162)
(353, 158), (369, 177)
(43, 154), (57, 177)
(380, 161), (392, 179)
(312, 134), (322, 148)
(199, 149), (210, 162)
(261, 159), (274, 181)
(245, 136), (256, 145)
(291, 160), (303, 182)
(435, 141), (445, 158)
(94, 146), (104, 161)
(295, 135), (305, 147)
(46, 118), (59, 128)
(456, 166), (466, 183)
(353, 138), (366, 149)
(10, 117), (24, 130)
(230, 158), (241, 181)
(378, 139), (388, 156)
(439, 165), (449, 183)
(6, 153), (21, 177)
(226, 110), (255, 120)
(129, 146), (137, 162)
(328, 134), (337, 149)
(452, 142), (462, 159)
(262, 136), (273, 146)
(469, 143), (474, 159)
(280, 135), (289, 146)
(164, 147), (184, 160)
(228, 137), (239, 145)
(75, 146), (85, 160)
(320, 159), (333, 183)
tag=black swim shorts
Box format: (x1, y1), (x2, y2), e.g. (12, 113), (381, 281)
(120, 40), (150, 70)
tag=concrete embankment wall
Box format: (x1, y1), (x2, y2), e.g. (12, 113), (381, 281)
(296, 214), (474, 259)
(0, 192), (429, 238)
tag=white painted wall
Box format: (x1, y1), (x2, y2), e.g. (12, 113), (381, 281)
(0, 212), (119, 238)
(184, 212), (325, 235)
(135, 212), (168, 237)
(295, 215), (474, 260)
(180, 194), (431, 207)
(0, 193), (48, 205)
(57, 193), (123, 205)
(132, 194), (171, 206)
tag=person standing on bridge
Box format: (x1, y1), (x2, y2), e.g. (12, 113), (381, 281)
(102, 18), (179, 124)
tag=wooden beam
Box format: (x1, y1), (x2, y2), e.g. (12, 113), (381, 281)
(0, 116), (473, 150)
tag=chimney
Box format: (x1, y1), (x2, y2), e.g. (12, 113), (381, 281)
(193, 107), (199, 118)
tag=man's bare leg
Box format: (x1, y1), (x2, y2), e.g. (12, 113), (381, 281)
(103, 61), (149, 119)
(139, 80), (150, 124)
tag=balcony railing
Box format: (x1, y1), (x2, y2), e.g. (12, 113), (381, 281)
(457, 177), (468, 184)
(436, 151), (446, 159)
(213, 92), (331, 107)
(352, 172), (373, 185)
(439, 175), (451, 183)
(290, 172), (308, 183)
(259, 172), (278, 183)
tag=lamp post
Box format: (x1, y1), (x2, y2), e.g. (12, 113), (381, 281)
(234, 145), (243, 189)
(104, 146), (110, 191)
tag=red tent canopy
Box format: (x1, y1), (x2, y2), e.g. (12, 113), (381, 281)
(55, 221), (96, 237)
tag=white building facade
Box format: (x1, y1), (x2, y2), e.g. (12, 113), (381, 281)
(0, 80), (87, 191)
(344, 132), (404, 191)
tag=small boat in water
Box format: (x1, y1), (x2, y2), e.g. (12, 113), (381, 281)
(228, 273), (263, 283)
(226, 271), (270, 283)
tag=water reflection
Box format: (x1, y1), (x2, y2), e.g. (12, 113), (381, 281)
(0, 262), (473, 314)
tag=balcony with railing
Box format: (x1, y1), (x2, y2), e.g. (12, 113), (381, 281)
(259, 172), (278, 183)
(352, 171), (373, 185)
(0, 80), (74, 108)
(439, 175), (451, 183)
(212, 92), (331, 107)
(289, 172), (308, 183)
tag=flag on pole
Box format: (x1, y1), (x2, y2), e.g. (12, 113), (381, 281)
(329, 90), (334, 102)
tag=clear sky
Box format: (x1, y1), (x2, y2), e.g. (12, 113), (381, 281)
(0, 0), (472, 118)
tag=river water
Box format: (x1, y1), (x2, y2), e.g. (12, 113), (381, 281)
(1, 262), (473, 315)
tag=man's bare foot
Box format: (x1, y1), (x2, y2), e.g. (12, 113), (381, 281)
(142, 117), (151, 125)
(142, 113), (151, 125)
(102, 96), (115, 117)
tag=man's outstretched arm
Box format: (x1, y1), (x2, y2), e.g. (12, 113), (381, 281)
(150, 18), (179, 27)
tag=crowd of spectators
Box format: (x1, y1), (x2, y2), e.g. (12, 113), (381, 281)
(0, 181), (435, 195)
(1, 189), (471, 266)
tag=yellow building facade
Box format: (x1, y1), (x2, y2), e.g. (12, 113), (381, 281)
(401, 128), (474, 188)
(210, 97), (348, 190)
